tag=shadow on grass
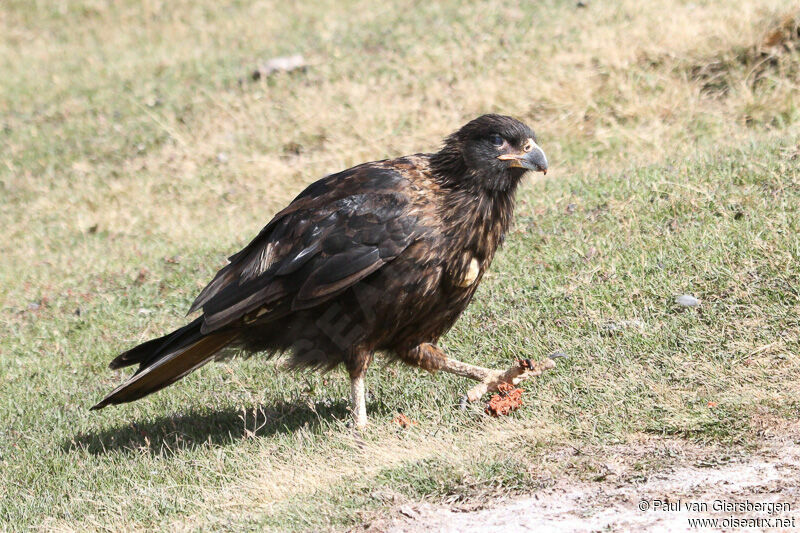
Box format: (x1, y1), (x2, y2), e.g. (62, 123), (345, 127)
(63, 399), (353, 456)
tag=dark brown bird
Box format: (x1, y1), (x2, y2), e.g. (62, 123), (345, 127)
(92, 114), (549, 427)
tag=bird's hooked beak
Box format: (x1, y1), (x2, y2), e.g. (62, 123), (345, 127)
(497, 138), (548, 174)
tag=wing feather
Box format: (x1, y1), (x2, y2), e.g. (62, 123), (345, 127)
(295, 246), (382, 303)
(190, 163), (429, 333)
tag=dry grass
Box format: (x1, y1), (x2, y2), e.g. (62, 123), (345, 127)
(1, 0), (799, 530)
(2, 1), (796, 252)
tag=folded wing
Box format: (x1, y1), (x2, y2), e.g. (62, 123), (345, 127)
(189, 164), (427, 334)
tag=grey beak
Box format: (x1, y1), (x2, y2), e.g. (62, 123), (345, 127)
(497, 141), (548, 174)
(520, 142), (548, 174)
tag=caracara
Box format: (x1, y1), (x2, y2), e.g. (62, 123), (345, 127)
(92, 114), (552, 427)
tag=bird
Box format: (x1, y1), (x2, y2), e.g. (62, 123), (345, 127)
(91, 114), (549, 428)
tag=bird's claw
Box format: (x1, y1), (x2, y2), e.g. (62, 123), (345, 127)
(463, 358), (555, 404)
(459, 395), (469, 410)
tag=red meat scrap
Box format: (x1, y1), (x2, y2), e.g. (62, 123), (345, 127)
(485, 382), (525, 417)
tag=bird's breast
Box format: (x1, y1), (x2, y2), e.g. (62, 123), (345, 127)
(455, 257), (481, 288)
(446, 250), (484, 290)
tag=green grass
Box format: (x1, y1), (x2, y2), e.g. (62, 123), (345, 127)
(1, 0), (799, 530)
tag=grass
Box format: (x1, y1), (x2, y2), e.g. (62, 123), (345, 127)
(1, 0), (799, 530)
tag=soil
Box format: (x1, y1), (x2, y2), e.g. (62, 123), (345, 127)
(363, 430), (800, 532)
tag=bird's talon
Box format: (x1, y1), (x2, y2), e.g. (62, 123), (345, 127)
(459, 395), (469, 410)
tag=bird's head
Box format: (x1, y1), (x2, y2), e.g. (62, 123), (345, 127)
(431, 114), (548, 192)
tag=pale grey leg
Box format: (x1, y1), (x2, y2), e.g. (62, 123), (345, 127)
(350, 373), (367, 428)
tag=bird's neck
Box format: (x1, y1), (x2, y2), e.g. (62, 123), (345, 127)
(439, 181), (517, 264)
(428, 148), (520, 262)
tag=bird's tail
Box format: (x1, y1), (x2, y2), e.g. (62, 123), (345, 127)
(91, 317), (237, 410)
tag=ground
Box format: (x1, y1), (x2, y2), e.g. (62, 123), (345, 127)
(370, 426), (800, 531)
(1, 0), (799, 531)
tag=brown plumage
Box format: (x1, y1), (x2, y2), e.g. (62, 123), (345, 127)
(92, 114), (548, 427)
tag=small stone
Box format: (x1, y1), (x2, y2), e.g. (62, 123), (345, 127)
(398, 505), (419, 518)
(676, 294), (700, 307)
(251, 54), (307, 81)
(216, 152), (228, 164)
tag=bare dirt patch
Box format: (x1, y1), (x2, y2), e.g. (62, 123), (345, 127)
(366, 430), (800, 532)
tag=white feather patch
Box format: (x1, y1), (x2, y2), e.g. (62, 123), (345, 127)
(458, 258), (480, 287)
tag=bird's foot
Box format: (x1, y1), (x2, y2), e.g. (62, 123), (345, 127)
(463, 358), (556, 403)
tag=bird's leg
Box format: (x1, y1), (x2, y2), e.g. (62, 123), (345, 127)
(346, 351), (372, 428)
(460, 358), (554, 402)
(350, 372), (367, 429)
(401, 343), (554, 402)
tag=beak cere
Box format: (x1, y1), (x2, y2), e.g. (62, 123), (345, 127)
(497, 138), (548, 174)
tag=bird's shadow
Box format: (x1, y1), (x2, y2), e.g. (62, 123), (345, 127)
(63, 399), (354, 457)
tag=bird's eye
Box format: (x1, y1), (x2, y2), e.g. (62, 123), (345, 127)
(490, 134), (504, 147)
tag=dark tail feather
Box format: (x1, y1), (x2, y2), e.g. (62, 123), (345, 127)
(91, 318), (237, 410)
(108, 317), (205, 370)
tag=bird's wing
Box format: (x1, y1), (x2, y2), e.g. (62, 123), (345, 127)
(189, 163), (429, 334)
